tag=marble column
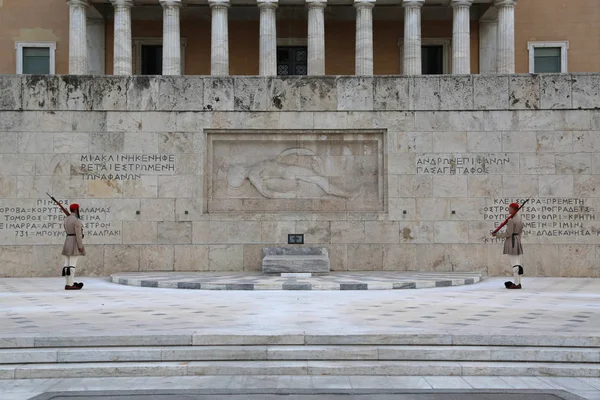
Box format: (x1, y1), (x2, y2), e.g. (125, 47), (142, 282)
(479, 18), (497, 74)
(451, 0), (472, 74)
(494, 0), (518, 74)
(307, 0), (326, 76)
(67, 0), (89, 75)
(209, 0), (230, 76)
(111, 0), (133, 75)
(258, 0), (278, 76)
(402, 0), (424, 76)
(354, 0), (375, 75)
(160, 0), (182, 75)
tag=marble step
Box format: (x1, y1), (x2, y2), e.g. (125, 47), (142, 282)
(1, 345), (599, 364)
(3, 333), (600, 348)
(1, 360), (600, 379)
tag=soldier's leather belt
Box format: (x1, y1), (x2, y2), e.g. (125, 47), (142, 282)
(511, 233), (519, 248)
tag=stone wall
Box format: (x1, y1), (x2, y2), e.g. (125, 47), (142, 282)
(0, 74), (599, 278)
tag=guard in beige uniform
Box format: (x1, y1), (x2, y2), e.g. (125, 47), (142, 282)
(62, 203), (85, 290)
(492, 202), (524, 289)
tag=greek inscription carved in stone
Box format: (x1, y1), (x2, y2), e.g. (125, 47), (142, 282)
(0, 199), (121, 241)
(78, 154), (176, 180)
(416, 154), (512, 175)
(483, 198), (598, 243)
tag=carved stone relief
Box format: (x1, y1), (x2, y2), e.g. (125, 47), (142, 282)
(206, 130), (385, 212)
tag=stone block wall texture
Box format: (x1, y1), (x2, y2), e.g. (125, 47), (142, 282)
(0, 73), (599, 278)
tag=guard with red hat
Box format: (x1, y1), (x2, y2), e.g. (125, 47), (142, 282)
(492, 202), (524, 289)
(61, 203), (85, 290)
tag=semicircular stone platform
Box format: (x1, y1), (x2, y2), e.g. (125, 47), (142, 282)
(111, 272), (483, 291)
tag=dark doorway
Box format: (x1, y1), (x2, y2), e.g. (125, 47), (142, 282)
(277, 46), (308, 75)
(141, 45), (163, 75)
(422, 45), (444, 75)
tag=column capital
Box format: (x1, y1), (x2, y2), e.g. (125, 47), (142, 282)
(66, 0), (89, 7)
(208, 0), (230, 8)
(450, 0), (473, 7)
(354, 0), (375, 9)
(306, 0), (327, 9)
(257, 0), (278, 9)
(110, 0), (133, 7)
(159, 0), (182, 9)
(402, 0), (424, 8)
(493, 0), (517, 7)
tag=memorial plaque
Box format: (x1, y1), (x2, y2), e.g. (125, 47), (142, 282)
(205, 130), (385, 213)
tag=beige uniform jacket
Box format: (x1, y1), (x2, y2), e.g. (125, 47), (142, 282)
(61, 214), (86, 257)
(495, 214), (524, 256)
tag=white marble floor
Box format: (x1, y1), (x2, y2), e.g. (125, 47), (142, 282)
(1, 276), (599, 337)
(2, 375), (600, 400)
(2, 276), (600, 399)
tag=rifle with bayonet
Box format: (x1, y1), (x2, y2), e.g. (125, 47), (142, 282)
(46, 192), (70, 216)
(491, 197), (531, 236)
(46, 192), (84, 238)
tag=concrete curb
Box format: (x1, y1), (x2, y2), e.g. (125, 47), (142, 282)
(28, 388), (587, 400)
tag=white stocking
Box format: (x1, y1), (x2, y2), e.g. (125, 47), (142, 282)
(509, 254), (522, 285)
(63, 256), (78, 286)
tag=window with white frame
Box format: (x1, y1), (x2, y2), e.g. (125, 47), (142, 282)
(527, 41), (568, 73)
(16, 42), (56, 74)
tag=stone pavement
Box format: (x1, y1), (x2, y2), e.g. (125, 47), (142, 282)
(1, 276), (599, 336)
(110, 271), (482, 291)
(3, 376), (600, 400)
(1, 276), (600, 399)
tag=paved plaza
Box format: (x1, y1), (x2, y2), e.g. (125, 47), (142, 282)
(1, 276), (599, 336)
(1, 276), (600, 400)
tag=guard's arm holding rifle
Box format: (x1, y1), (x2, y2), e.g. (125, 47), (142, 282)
(494, 218), (515, 239)
(491, 198), (530, 236)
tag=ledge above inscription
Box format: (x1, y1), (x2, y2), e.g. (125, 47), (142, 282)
(206, 130), (385, 213)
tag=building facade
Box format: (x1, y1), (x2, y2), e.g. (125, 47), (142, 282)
(1, 0), (599, 77)
(0, 0), (599, 279)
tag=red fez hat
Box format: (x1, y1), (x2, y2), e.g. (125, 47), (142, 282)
(69, 203), (80, 212)
(509, 202), (520, 210)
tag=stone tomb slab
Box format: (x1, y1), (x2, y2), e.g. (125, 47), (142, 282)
(110, 271), (483, 291)
(205, 130), (385, 213)
(262, 247), (331, 275)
